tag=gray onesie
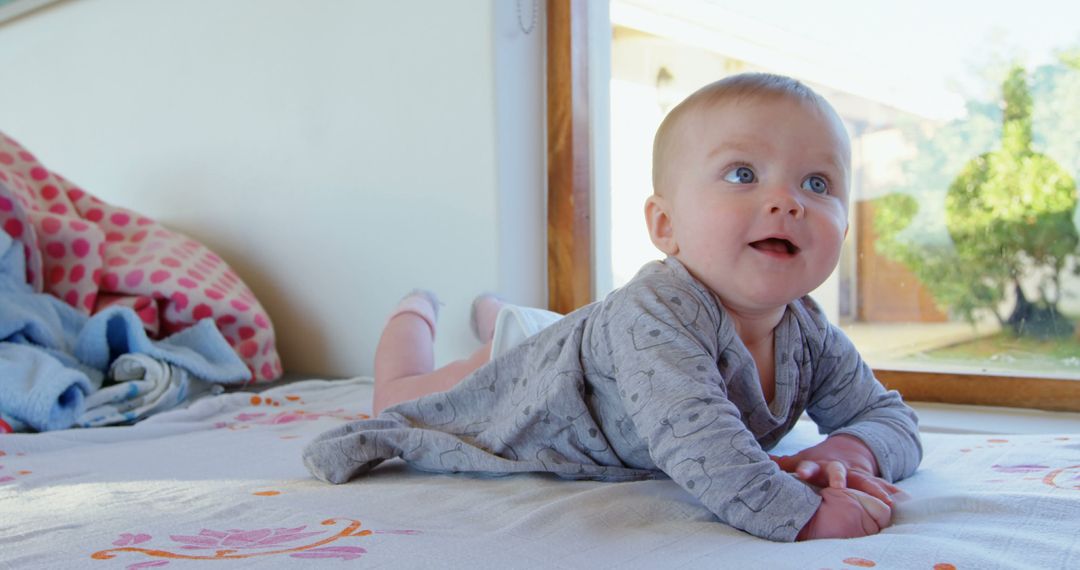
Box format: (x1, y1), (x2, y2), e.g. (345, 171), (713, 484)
(303, 257), (922, 542)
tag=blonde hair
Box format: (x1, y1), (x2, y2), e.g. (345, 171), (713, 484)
(651, 73), (843, 195)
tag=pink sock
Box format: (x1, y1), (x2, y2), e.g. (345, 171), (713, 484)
(470, 293), (505, 343)
(386, 289), (441, 339)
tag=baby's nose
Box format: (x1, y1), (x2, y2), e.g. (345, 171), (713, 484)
(765, 187), (805, 218)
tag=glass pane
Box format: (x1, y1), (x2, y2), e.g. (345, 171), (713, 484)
(607, 0), (1080, 378)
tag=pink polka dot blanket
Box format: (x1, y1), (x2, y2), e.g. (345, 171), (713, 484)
(0, 130), (282, 429)
(0, 131), (280, 379)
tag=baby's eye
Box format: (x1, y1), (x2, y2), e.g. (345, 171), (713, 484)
(722, 166), (756, 184)
(801, 175), (828, 195)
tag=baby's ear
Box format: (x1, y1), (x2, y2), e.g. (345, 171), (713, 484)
(645, 195), (678, 255)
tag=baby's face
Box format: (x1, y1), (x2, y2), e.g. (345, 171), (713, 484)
(661, 95), (850, 316)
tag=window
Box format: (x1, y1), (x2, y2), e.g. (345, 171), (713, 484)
(0, 0), (59, 25)
(547, 0), (1080, 411)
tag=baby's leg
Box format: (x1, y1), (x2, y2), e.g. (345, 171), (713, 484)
(372, 291), (494, 415)
(470, 293), (506, 343)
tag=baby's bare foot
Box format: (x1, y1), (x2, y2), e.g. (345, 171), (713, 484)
(470, 293), (505, 343)
(387, 289), (441, 338)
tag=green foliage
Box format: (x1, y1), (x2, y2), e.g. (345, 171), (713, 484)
(875, 193), (1005, 324)
(1060, 48), (1080, 70)
(875, 63), (1080, 333)
(1032, 49), (1080, 181)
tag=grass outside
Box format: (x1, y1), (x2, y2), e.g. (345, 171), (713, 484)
(899, 324), (1080, 376)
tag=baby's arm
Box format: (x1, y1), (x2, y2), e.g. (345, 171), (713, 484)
(803, 319), (923, 485)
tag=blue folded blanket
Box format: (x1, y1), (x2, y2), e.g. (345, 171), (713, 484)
(0, 231), (249, 432)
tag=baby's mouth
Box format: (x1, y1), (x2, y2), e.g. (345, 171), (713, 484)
(749, 237), (800, 255)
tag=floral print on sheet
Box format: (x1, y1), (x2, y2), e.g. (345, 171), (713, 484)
(0, 449), (31, 485)
(816, 559), (958, 570)
(989, 462), (1080, 490)
(213, 393), (369, 431)
(92, 518), (417, 567)
(959, 436), (1080, 491)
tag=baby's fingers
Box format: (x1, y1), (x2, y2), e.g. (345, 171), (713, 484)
(795, 460), (849, 488)
(772, 454), (801, 472)
(848, 471), (907, 507)
(794, 460), (822, 481)
(824, 461), (847, 488)
(848, 489), (892, 530)
(870, 476), (903, 496)
(792, 460), (848, 490)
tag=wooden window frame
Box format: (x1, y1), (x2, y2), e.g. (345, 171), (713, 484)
(546, 0), (593, 315)
(544, 0), (1080, 413)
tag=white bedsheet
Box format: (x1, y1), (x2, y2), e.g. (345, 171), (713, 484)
(2, 378), (1078, 569)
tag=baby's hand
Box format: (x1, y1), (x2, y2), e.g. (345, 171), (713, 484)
(796, 487), (892, 541)
(773, 434), (902, 507)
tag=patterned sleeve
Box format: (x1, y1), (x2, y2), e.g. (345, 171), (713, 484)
(603, 280), (820, 542)
(806, 321), (923, 483)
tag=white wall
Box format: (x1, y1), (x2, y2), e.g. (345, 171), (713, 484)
(588, 0), (613, 300)
(0, 0), (548, 377)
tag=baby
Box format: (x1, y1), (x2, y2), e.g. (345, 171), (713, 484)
(304, 73), (921, 542)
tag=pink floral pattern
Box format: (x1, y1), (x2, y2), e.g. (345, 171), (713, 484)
(214, 408), (368, 431)
(991, 463), (1080, 490)
(91, 518), (411, 566)
(0, 450), (32, 485)
(234, 409), (369, 425)
(170, 527), (326, 550)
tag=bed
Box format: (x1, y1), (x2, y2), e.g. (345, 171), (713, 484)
(3, 377), (1078, 569)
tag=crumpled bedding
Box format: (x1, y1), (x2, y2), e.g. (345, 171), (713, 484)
(0, 128), (284, 431)
(77, 353), (225, 428)
(0, 129), (281, 382)
(1, 377), (1077, 569)
(0, 229), (249, 431)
